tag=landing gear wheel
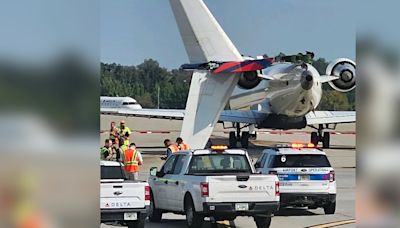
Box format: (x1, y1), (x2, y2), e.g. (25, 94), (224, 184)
(323, 202), (336, 214)
(127, 218), (145, 228)
(185, 197), (204, 228)
(322, 132), (330, 148)
(253, 216), (272, 228)
(311, 132), (318, 146)
(229, 131), (237, 148)
(241, 131), (250, 148)
(148, 195), (162, 222)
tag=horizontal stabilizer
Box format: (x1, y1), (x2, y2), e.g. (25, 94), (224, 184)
(180, 58), (273, 73)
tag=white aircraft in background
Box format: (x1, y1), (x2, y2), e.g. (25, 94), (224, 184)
(100, 96), (142, 111)
(101, 0), (355, 149)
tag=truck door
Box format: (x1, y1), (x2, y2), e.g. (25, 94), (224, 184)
(166, 155), (187, 211)
(153, 155), (177, 210)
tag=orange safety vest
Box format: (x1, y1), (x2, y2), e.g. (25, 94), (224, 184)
(123, 149), (140, 173)
(178, 143), (190, 151)
(169, 144), (179, 153)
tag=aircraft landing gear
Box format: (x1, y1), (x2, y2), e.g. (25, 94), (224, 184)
(228, 123), (250, 149)
(249, 124), (257, 140)
(310, 124), (331, 148)
(229, 132), (237, 148)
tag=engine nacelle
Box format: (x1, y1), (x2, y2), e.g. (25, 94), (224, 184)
(237, 71), (261, 89)
(326, 58), (356, 92)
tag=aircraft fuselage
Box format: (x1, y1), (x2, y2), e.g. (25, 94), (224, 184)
(229, 63), (322, 117)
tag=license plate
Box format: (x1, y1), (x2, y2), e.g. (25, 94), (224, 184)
(300, 175), (309, 181)
(124, 212), (137, 220)
(235, 203), (249, 211)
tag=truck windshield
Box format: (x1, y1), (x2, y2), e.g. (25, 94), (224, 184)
(101, 166), (126, 179)
(188, 154), (252, 174)
(271, 154), (331, 167)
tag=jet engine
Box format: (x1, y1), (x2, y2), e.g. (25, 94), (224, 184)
(326, 58), (356, 92)
(237, 71), (262, 89)
(236, 55), (262, 89)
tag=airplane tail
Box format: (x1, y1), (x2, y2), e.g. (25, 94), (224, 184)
(169, 0), (242, 63)
(169, 0), (242, 148)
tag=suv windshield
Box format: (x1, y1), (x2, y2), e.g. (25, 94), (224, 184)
(271, 154), (331, 167)
(101, 165), (126, 179)
(188, 154), (252, 174)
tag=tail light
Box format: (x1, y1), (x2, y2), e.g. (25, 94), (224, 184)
(200, 182), (209, 197)
(275, 181), (280, 196)
(269, 171), (277, 175)
(329, 171), (335, 182)
(145, 185), (151, 201)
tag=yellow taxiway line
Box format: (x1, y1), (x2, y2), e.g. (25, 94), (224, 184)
(306, 219), (356, 228)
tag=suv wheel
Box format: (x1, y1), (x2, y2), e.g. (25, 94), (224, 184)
(185, 197), (203, 228)
(324, 202), (336, 214)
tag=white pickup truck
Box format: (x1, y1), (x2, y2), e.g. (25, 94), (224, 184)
(100, 161), (150, 228)
(148, 147), (280, 228)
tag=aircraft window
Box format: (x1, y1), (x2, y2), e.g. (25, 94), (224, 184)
(122, 102), (137, 105)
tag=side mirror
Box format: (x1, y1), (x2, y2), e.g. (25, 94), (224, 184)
(156, 171), (164, 178)
(150, 167), (158, 176)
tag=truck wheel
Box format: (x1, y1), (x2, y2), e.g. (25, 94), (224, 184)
(148, 196), (162, 222)
(323, 202), (336, 214)
(127, 218), (145, 228)
(185, 197), (203, 228)
(254, 216), (272, 228)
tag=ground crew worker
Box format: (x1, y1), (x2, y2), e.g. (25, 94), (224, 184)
(176, 137), (190, 151)
(100, 139), (114, 161)
(162, 139), (179, 160)
(122, 143), (143, 180)
(119, 134), (130, 154)
(109, 121), (119, 145)
(119, 120), (132, 137)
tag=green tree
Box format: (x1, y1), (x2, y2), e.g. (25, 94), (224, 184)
(317, 90), (350, 111)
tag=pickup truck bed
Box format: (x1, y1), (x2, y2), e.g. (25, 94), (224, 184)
(100, 161), (149, 228)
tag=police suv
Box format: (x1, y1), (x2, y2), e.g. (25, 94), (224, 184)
(255, 143), (336, 214)
(148, 146), (280, 228)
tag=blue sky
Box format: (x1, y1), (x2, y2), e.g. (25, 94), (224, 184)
(101, 0), (355, 69)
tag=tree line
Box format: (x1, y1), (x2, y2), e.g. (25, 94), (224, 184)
(101, 58), (355, 111)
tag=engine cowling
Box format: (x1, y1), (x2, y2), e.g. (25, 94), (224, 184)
(326, 58), (356, 92)
(237, 71), (261, 89)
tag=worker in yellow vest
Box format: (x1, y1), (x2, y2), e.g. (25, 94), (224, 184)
(176, 137), (190, 151)
(122, 143), (143, 180)
(118, 120), (132, 138)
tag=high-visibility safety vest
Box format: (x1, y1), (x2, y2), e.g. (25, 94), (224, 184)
(119, 126), (132, 136)
(123, 149), (140, 173)
(178, 143), (190, 151)
(100, 147), (110, 160)
(120, 139), (130, 152)
(168, 144), (179, 153)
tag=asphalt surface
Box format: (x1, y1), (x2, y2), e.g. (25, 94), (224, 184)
(100, 116), (355, 228)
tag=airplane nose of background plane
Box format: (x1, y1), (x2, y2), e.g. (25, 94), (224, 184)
(300, 70), (314, 90)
